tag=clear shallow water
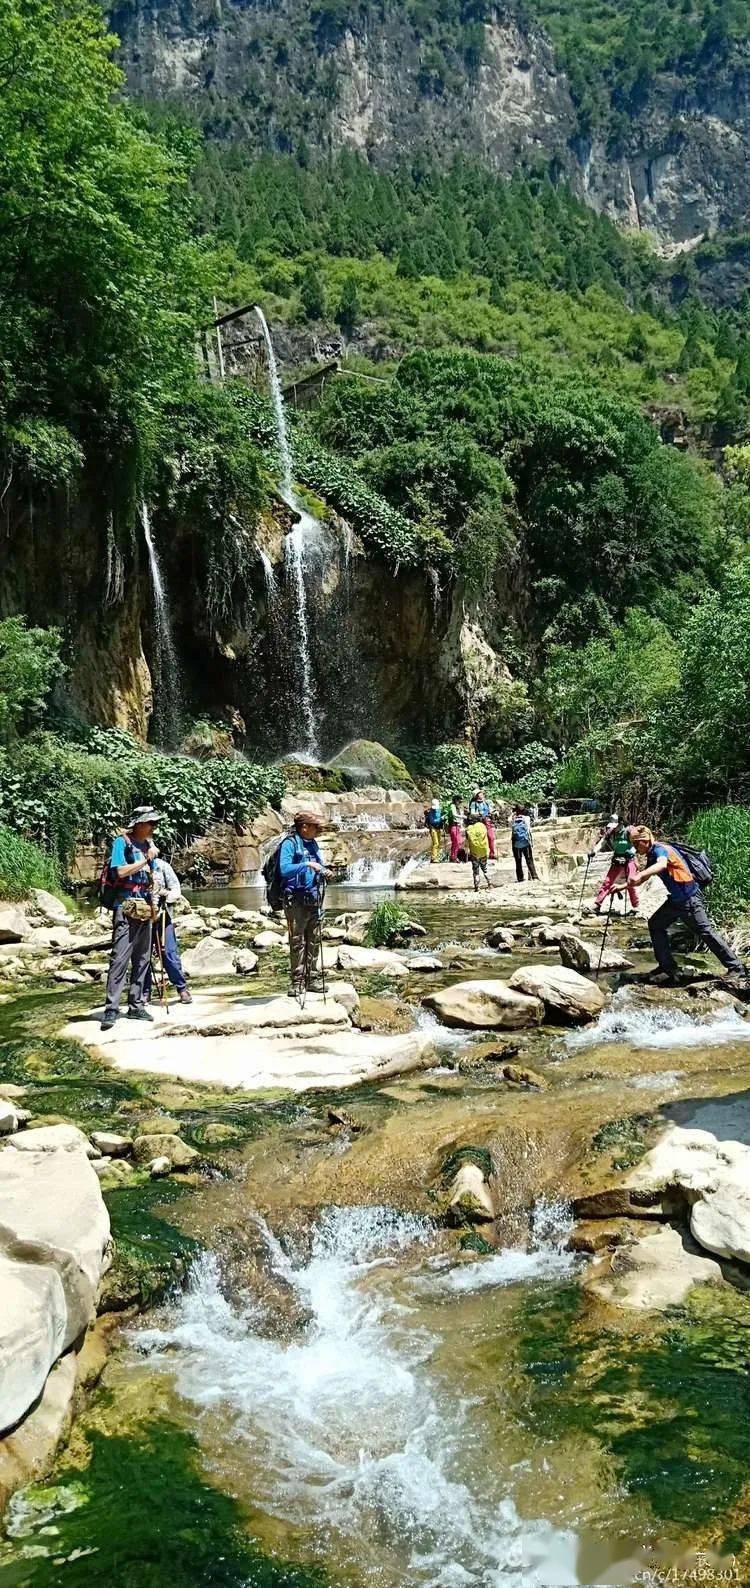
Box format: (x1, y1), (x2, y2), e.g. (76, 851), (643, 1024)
(133, 1204), (585, 1587)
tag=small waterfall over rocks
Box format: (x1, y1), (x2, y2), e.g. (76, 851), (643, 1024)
(141, 502), (182, 745)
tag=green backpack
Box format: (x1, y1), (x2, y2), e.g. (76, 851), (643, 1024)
(611, 826), (635, 862)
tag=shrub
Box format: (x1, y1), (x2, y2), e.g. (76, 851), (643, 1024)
(0, 824), (63, 901)
(685, 806), (750, 926)
(0, 618), (63, 744)
(364, 900), (414, 947)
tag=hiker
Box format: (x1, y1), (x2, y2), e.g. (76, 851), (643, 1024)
(100, 806), (160, 1031)
(465, 812), (492, 890)
(447, 794), (463, 863)
(592, 816), (638, 913)
(279, 809), (328, 998)
(622, 826), (747, 984)
(425, 797), (444, 863)
(469, 787), (495, 859)
(144, 849), (191, 1005)
(511, 805), (538, 882)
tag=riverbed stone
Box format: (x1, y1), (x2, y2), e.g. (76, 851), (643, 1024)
(252, 930), (286, 950)
(405, 954), (443, 971)
(629, 1124), (750, 1265)
(6, 1123), (98, 1158)
(0, 907), (31, 944)
(337, 945), (409, 977)
(559, 933), (633, 974)
(234, 949), (260, 975)
(509, 964), (606, 1024)
(446, 1163), (496, 1224)
(182, 935), (241, 977)
(149, 1156), (172, 1178)
(0, 1254), (68, 1433)
(423, 980), (545, 1030)
(132, 1133), (198, 1169)
(29, 890), (70, 925)
(89, 1131), (131, 1159)
(484, 926), (516, 951)
(0, 1102), (18, 1135)
(0, 1350), (77, 1509)
(586, 1223), (723, 1311)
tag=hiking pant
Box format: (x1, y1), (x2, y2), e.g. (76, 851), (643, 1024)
(104, 906), (152, 1019)
(429, 827), (442, 863)
(471, 857), (489, 889)
(484, 818), (495, 859)
(284, 896), (320, 989)
(513, 844), (538, 882)
(145, 914), (186, 997)
(596, 860), (638, 910)
(449, 823), (460, 862)
(649, 892), (743, 977)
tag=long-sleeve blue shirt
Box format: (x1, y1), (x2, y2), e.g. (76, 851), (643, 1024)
(278, 833), (323, 896)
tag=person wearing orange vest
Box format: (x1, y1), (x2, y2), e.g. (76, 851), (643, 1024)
(623, 825), (747, 984)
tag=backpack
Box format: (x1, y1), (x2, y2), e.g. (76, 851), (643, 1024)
(262, 834), (304, 911)
(98, 840), (135, 912)
(669, 841), (715, 889)
(512, 815), (530, 847)
(425, 805), (443, 830)
(611, 826), (635, 862)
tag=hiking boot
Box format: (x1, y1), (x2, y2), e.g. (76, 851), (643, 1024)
(306, 978), (325, 994)
(178, 988), (193, 1004)
(127, 1005), (154, 1022)
(288, 983), (305, 1000)
(643, 967), (682, 987)
(100, 1013), (117, 1032)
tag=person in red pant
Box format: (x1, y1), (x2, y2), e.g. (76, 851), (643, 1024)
(447, 794), (463, 862)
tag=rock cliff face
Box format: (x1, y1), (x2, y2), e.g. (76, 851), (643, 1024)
(110, 0), (750, 252)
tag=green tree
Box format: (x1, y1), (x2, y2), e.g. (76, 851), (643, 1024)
(335, 274), (361, 336)
(299, 262), (326, 321)
(0, 619), (62, 744)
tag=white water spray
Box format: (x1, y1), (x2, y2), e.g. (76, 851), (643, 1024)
(254, 306), (293, 493)
(257, 546), (278, 605)
(141, 502), (182, 744)
(566, 987), (750, 1052)
(135, 1205), (579, 1586)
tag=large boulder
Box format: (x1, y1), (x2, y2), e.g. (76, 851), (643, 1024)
(509, 964), (606, 1025)
(484, 925), (516, 951)
(0, 1130), (110, 1434)
(423, 980), (545, 1030)
(446, 1163), (496, 1224)
(586, 1223), (723, 1312)
(337, 945), (409, 978)
(0, 907), (31, 945)
(28, 890), (70, 925)
(559, 933), (633, 974)
(132, 1134), (198, 1170)
(630, 1125), (750, 1266)
(0, 1254), (67, 1433)
(328, 740), (417, 793)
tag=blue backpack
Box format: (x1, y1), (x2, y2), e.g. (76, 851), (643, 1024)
(512, 815), (531, 846)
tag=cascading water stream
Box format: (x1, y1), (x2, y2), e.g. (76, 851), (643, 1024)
(255, 305), (319, 758)
(140, 502), (182, 745)
(135, 1204), (581, 1586)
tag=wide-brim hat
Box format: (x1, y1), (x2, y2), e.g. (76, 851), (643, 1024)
(293, 808), (326, 830)
(127, 805), (163, 829)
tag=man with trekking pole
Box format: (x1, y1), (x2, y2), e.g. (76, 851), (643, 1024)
(615, 825), (749, 986)
(277, 809), (330, 1001)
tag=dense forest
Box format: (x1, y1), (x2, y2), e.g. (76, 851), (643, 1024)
(1, 0), (750, 906)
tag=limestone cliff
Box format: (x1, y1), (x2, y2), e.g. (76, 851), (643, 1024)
(110, 0), (750, 252)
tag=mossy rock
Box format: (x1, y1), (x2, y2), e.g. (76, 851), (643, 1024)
(328, 739), (418, 792)
(440, 1144), (494, 1185)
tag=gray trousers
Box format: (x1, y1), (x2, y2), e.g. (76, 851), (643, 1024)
(104, 906), (152, 1018)
(471, 857), (489, 888)
(284, 896), (320, 988)
(649, 892), (743, 976)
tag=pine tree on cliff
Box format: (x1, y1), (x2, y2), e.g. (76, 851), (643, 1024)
(335, 275), (361, 337)
(300, 264), (326, 322)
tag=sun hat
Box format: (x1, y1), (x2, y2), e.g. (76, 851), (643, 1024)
(293, 808), (326, 830)
(126, 806), (163, 829)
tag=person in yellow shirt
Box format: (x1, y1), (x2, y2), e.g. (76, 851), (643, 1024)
(465, 815), (492, 891)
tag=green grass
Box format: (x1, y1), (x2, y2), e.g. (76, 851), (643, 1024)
(0, 821), (63, 901)
(686, 805), (750, 925)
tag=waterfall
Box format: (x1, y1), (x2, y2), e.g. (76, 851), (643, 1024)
(255, 306), (320, 759)
(257, 546), (278, 605)
(254, 306), (293, 494)
(141, 502), (182, 746)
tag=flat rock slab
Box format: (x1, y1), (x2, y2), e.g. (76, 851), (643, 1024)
(99, 1028), (435, 1092)
(424, 980), (544, 1030)
(64, 992), (352, 1052)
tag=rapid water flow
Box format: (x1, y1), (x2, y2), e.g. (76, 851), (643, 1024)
(258, 546), (278, 605)
(140, 501), (182, 744)
(256, 305), (319, 758)
(136, 1204), (581, 1586)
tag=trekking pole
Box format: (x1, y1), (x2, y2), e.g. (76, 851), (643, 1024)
(153, 910), (170, 1012)
(578, 854), (592, 914)
(596, 894), (615, 979)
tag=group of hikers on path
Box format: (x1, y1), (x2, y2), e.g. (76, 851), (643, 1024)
(96, 795), (749, 1030)
(425, 792), (538, 889)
